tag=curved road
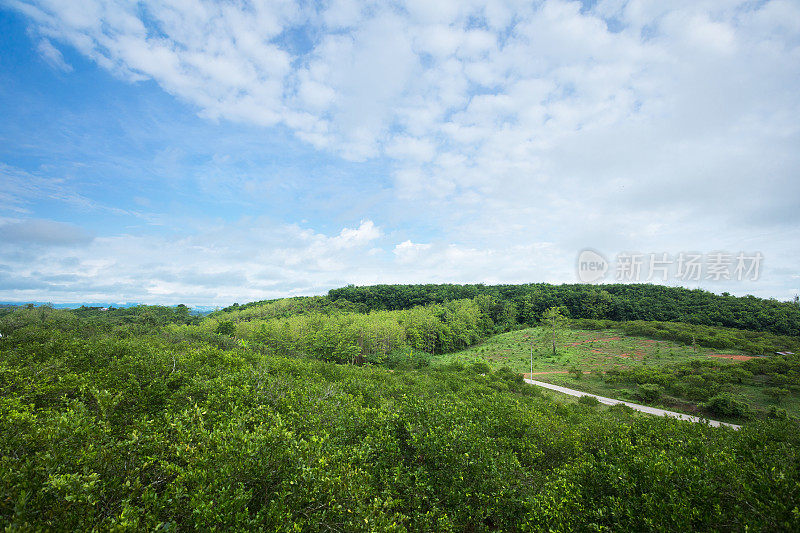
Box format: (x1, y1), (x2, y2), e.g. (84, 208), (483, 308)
(524, 378), (741, 429)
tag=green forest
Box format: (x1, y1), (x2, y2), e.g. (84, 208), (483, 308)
(1, 283), (799, 530)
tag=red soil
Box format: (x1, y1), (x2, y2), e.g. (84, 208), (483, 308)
(707, 354), (755, 362)
(523, 371), (570, 378)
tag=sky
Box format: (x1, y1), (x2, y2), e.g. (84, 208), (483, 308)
(0, 0), (798, 307)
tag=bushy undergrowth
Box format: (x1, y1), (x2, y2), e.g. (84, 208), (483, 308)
(571, 318), (800, 355)
(1, 308), (799, 531)
(605, 354), (800, 420)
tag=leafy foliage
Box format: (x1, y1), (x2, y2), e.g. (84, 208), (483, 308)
(0, 303), (800, 531)
(603, 352), (800, 420)
(589, 319), (800, 355)
(329, 283), (800, 336)
(1, 298), (799, 530)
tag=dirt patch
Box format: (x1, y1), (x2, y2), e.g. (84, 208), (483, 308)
(523, 370), (598, 379)
(707, 354), (755, 362)
(523, 371), (569, 378)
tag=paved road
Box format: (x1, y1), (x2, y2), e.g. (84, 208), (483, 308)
(525, 378), (741, 429)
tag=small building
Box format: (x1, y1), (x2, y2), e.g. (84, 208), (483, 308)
(775, 351), (795, 356)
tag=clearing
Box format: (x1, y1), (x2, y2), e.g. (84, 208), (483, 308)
(433, 325), (798, 422)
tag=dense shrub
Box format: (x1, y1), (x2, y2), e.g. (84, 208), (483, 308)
(702, 394), (751, 418)
(578, 395), (601, 406)
(214, 320), (236, 336)
(636, 383), (663, 402)
(1, 304), (799, 531)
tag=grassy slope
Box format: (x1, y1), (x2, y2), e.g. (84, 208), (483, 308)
(432, 326), (800, 420)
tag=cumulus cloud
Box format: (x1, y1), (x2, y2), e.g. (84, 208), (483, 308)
(2, 0), (799, 302)
(332, 220), (381, 248)
(0, 215), (579, 304)
(0, 212), (795, 304)
(0, 218), (386, 304)
(393, 240), (431, 264)
(11, 1), (798, 190)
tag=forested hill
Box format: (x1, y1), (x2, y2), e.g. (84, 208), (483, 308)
(326, 283), (800, 337)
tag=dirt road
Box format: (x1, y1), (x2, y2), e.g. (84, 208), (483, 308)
(524, 378), (741, 429)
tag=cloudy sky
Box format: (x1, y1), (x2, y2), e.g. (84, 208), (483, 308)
(0, 0), (798, 306)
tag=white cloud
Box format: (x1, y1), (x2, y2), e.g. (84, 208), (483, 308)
(36, 38), (72, 71)
(0, 163), (137, 217)
(393, 240), (431, 264)
(331, 220), (381, 248)
(0, 211), (795, 304)
(385, 136), (436, 162)
(0, 218), (384, 304)
(3, 0), (799, 301)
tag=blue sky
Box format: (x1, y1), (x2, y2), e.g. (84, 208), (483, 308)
(0, 0), (799, 306)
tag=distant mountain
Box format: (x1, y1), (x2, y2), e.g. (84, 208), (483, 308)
(0, 301), (217, 315)
(0, 301), (143, 309)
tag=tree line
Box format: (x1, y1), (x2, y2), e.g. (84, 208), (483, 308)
(328, 283), (800, 336)
(206, 296), (511, 365)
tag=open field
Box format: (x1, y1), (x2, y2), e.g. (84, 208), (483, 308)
(432, 326), (750, 375)
(432, 326), (800, 421)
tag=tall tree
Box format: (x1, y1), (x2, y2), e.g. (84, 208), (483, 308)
(542, 307), (568, 356)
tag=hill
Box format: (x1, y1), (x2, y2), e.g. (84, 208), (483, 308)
(1, 289), (799, 530)
(327, 283), (800, 336)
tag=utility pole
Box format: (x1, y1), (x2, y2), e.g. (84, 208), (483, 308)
(530, 335), (533, 380)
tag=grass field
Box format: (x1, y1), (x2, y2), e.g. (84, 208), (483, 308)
(432, 326), (799, 421)
(433, 326), (750, 375)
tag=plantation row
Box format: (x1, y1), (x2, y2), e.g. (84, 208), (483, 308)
(0, 307), (798, 531)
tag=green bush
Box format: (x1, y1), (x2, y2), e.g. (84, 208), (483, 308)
(578, 395), (600, 407)
(636, 383), (663, 402)
(608, 402), (635, 414)
(768, 406), (788, 420)
(382, 347), (430, 369)
(469, 362), (491, 374)
(215, 320), (236, 336)
(702, 394), (751, 418)
(764, 387), (790, 403)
